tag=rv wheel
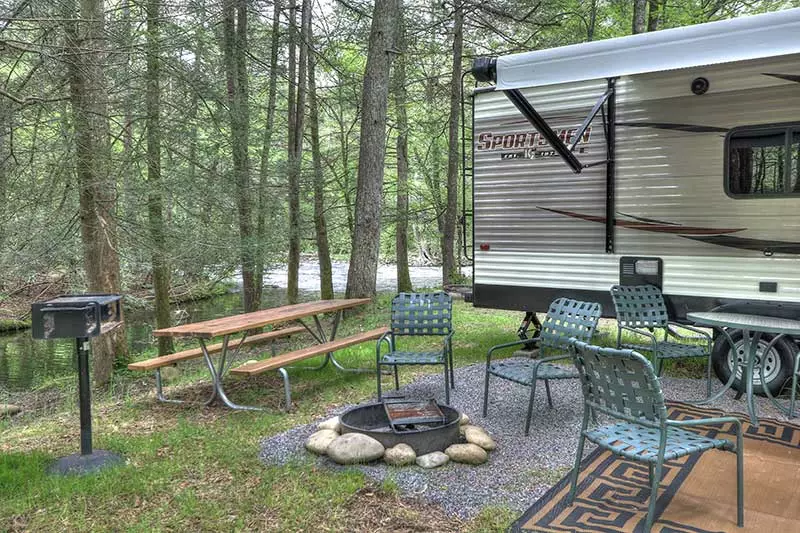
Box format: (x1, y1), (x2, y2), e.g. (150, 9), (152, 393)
(711, 330), (796, 396)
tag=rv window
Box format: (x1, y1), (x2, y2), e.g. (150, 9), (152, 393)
(792, 132), (800, 193)
(726, 125), (800, 197)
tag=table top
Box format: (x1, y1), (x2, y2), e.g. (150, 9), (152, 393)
(154, 298), (372, 339)
(687, 311), (800, 335)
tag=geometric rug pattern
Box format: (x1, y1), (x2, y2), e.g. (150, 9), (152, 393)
(513, 401), (800, 532)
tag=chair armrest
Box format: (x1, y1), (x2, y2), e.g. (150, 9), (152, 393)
(667, 322), (711, 342)
(667, 416), (741, 430)
(376, 330), (394, 356)
(533, 353), (573, 365)
(486, 338), (539, 365)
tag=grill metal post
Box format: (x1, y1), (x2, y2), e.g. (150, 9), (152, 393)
(32, 294), (124, 475)
(76, 337), (92, 456)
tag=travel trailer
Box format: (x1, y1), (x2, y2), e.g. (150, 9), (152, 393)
(465, 8), (800, 394)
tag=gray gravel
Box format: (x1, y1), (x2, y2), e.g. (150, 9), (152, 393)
(258, 361), (789, 519)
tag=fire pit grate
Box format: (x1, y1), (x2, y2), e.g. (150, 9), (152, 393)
(383, 399), (445, 432)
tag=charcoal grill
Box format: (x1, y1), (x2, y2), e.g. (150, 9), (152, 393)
(31, 294), (124, 475)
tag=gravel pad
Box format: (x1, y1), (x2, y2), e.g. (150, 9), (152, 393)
(258, 361), (789, 519)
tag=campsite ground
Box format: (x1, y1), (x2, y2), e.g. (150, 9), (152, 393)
(0, 295), (704, 532)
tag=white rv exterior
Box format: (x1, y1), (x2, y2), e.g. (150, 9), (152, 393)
(470, 9), (800, 320)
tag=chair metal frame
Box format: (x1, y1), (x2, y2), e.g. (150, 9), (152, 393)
(482, 298), (602, 435)
(611, 284), (713, 386)
(568, 340), (744, 533)
(376, 292), (455, 403)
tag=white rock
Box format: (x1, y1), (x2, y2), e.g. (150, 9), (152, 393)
(318, 416), (341, 433)
(383, 443), (416, 466)
(460, 423), (480, 437)
(326, 433), (385, 464)
(244, 359), (260, 366)
(305, 429), (339, 455)
(416, 451), (449, 469)
(445, 443), (488, 465)
(459, 412), (470, 426)
(0, 404), (21, 417)
(464, 426), (497, 451)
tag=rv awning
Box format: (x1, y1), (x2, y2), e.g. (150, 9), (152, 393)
(496, 8), (800, 90)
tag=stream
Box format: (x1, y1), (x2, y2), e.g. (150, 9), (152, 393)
(0, 261), (470, 394)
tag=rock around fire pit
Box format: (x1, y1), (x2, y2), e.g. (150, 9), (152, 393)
(305, 400), (497, 468)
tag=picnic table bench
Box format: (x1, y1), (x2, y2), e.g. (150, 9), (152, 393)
(130, 299), (385, 411)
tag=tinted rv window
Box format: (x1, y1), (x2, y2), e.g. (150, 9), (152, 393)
(793, 132), (800, 193)
(726, 125), (800, 197)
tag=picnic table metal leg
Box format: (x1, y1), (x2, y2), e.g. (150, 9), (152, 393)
(290, 318), (331, 370)
(278, 368), (292, 412)
(154, 368), (216, 406)
(199, 338), (265, 412)
(293, 311), (389, 374)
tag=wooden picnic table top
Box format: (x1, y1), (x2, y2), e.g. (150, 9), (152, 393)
(153, 298), (372, 339)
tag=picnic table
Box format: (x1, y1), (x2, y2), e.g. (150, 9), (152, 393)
(130, 299), (387, 411)
(688, 311), (800, 427)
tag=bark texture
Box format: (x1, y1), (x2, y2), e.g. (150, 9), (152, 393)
(222, 0), (257, 312)
(309, 41), (334, 300)
(633, 0), (647, 34)
(255, 0), (281, 304)
(344, 0), (400, 298)
(647, 0), (662, 31)
(146, 0), (173, 355)
(443, 0), (462, 286)
(286, 0), (301, 303)
(392, 7), (412, 293)
(64, 0), (127, 386)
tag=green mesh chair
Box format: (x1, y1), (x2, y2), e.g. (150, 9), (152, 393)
(376, 292), (454, 403)
(610, 285), (712, 384)
(482, 298), (602, 435)
(568, 340), (744, 533)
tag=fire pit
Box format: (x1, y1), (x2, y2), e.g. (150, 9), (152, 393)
(340, 399), (461, 456)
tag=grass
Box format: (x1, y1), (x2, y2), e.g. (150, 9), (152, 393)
(0, 294), (710, 532)
(0, 295), (525, 532)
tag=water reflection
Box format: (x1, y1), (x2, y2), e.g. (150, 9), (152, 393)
(0, 286), (299, 392)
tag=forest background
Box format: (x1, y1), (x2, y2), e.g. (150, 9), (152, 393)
(0, 0), (797, 385)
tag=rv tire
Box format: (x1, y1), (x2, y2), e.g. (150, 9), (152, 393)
(711, 330), (795, 397)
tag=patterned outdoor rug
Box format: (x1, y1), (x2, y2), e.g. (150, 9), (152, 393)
(512, 401), (800, 532)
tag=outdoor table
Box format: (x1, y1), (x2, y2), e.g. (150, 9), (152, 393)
(153, 298), (371, 411)
(687, 311), (800, 427)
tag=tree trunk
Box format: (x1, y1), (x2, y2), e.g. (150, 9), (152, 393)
(647, 0), (661, 31)
(633, 0), (647, 34)
(145, 0), (173, 356)
(587, 0), (598, 41)
(443, 0), (462, 287)
(344, 0), (400, 298)
(121, 0), (135, 222)
(255, 0), (281, 305)
(0, 102), (7, 252)
(308, 37), (334, 300)
(286, 0), (300, 303)
(222, 0), (257, 312)
(392, 6), (412, 293)
(63, 0), (127, 386)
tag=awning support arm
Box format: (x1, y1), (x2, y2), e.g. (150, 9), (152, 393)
(570, 88), (613, 152)
(502, 84), (616, 174)
(504, 89), (584, 173)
